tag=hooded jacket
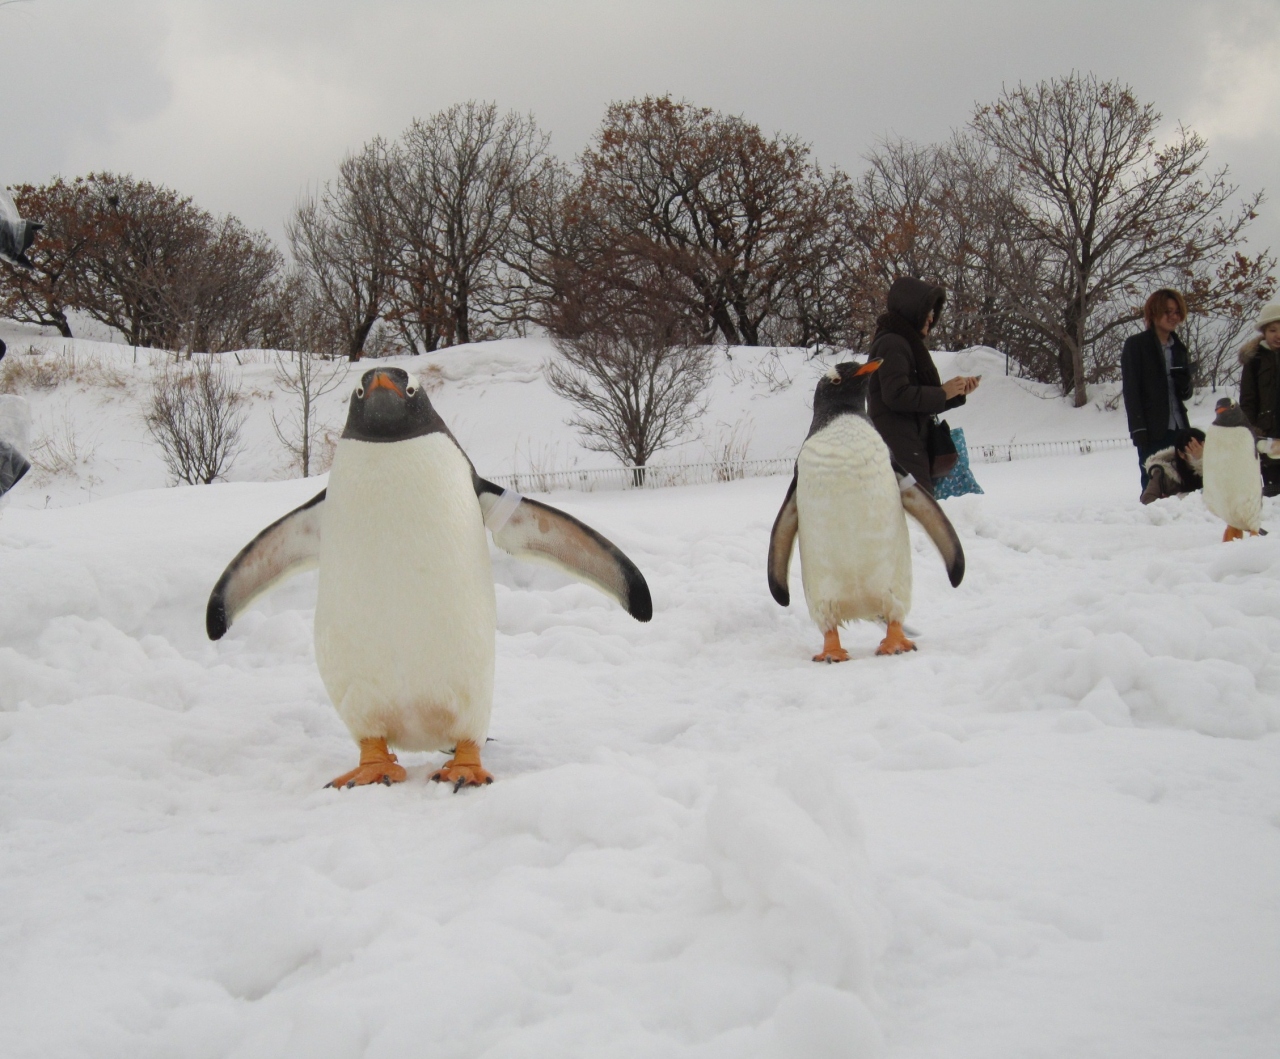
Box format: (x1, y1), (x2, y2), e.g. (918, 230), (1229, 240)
(866, 277), (965, 486)
(1238, 336), (1280, 440)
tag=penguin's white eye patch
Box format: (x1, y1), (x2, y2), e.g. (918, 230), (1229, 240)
(826, 367), (842, 383)
(355, 385), (365, 399)
(405, 372), (420, 397)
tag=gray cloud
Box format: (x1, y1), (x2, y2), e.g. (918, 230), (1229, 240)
(2, 0), (1275, 258)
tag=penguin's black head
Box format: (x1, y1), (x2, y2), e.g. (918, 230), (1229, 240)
(342, 366), (445, 442)
(809, 360), (881, 433)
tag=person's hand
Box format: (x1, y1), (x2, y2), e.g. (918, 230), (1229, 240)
(1183, 437), (1204, 460)
(943, 376), (979, 399)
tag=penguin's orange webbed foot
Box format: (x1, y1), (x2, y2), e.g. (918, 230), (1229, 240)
(876, 621), (917, 656)
(430, 739), (494, 789)
(812, 628), (849, 663)
(1222, 526), (1245, 542)
(325, 737), (407, 789)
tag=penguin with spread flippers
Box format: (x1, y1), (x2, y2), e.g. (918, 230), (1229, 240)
(767, 360), (965, 661)
(1203, 397), (1263, 541)
(206, 366), (652, 789)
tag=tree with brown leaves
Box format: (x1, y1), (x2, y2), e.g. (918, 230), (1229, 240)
(972, 73), (1267, 405)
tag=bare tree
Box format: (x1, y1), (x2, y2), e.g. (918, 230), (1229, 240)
(382, 103), (552, 348)
(271, 350), (349, 476)
(2, 175), (284, 353)
(0, 179), (94, 337)
(547, 295), (713, 484)
(554, 96), (854, 347)
(288, 141), (395, 361)
(145, 358), (247, 484)
(972, 73), (1267, 405)
(1183, 251), (1277, 390)
(176, 216), (284, 354)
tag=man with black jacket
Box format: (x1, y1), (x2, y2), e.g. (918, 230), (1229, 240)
(1121, 288), (1194, 493)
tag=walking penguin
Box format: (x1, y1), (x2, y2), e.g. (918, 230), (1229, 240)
(207, 366), (652, 788)
(767, 360), (965, 660)
(1203, 396), (1264, 541)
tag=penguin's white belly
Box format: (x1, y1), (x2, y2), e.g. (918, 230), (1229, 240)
(796, 416), (911, 629)
(315, 434), (496, 751)
(1203, 426), (1262, 532)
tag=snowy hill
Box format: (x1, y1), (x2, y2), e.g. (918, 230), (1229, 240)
(0, 328), (1231, 509)
(0, 332), (1277, 1058)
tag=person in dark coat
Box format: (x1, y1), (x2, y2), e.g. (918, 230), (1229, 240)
(1121, 288), (1194, 493)
(866, 277), (980, 493)
(1237, 302), (1280, 496)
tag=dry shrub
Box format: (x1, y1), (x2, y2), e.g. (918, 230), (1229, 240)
(82, 360), (130, 390)
(29, 406), (99, 483)
(709, 418), (754, 482)
(145, 358), (247, 484)
(270, 350), (349, 477)
(0, 348), (78, 393)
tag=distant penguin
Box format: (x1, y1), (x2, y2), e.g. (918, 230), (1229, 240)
(0, 187), (41, 269)
(767, 360), (965, 661)
(1203, 397), (1263, 541)
(207, 366), (652, 788)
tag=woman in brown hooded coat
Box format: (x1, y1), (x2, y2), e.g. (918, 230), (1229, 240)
(866, 278), (980, 492)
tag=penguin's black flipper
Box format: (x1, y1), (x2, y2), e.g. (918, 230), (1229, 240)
(766, 471), (799, 606)
(206, 490), (326, 639)
(474, 477), (652, 622)
(899, 479), (965, 587)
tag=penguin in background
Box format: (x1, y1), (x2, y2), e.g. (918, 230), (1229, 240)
(0, 187), (41, 269)
(1203, 396), (1264, 541)
(768, 360), (965, 661)
(207, 366), (652, 789)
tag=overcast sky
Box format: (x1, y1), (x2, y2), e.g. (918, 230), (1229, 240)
(2, 0), (1278, 259)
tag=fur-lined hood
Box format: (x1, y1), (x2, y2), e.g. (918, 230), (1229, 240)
(1142, 444), (1203, 485)
(1239, 336), (1279, 366)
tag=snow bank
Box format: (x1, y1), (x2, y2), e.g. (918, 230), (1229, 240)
(1, 330), (1231, 511)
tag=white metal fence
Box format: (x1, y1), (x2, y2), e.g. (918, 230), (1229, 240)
(490, 437), (1132, 494)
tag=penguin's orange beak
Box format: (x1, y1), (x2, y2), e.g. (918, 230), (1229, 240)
(367, 371), (404, 397)
(856, 360), (883, 375)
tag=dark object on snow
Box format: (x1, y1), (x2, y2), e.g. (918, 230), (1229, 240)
(934, 428), (984, 500)
(0, 437), (29, 498)
(0, 189), (41, 269)
(1140, 427), (1205, 504)
(867, 277), (965, 493)
(0, 338), (6, 362)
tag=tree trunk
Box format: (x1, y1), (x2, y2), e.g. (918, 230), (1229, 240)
(348, 313), (376, 361)
(1072, 277), (1088, 407)
(455, 284), (470, 345)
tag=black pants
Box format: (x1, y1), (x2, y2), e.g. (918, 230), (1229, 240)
(1262, 456), (1280, 498)
(1136, 430), (1175, 491)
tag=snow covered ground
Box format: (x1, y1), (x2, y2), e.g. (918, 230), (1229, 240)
(1, 334), (1277, 1057)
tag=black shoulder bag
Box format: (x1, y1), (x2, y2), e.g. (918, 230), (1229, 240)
(927, 416), (958, 479)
